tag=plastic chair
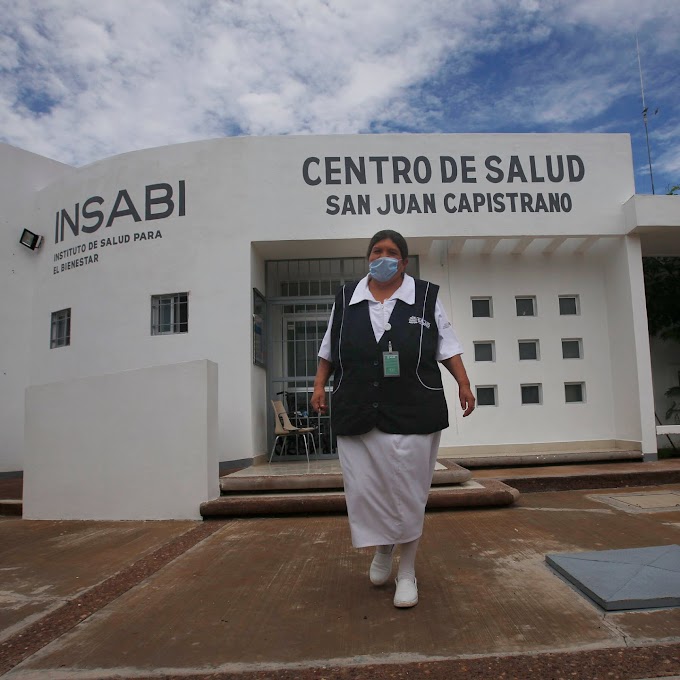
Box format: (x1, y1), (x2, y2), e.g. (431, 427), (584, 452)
(269, 400), (317, 463)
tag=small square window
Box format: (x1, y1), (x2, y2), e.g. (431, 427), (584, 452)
(562, 339), (582, 359)
(521, 384), (542, 404)
(518, 340), (539, 361)
(472, 297), (492, 318)
(476, 385), (497, 406)
(474, 341), (495, 362)
(559, 295), (580, 315)
(50, 308), (71, 348)
(565, 382), (585, 403)
(151, 293), (189, 335)
(516, 296), (536, 317)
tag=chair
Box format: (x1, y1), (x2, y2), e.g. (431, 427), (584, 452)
(269, 400), (317, 463)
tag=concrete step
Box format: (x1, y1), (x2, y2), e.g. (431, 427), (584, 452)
(201, 479), (519, 518)
(220, 459), (471, 493)
(480, 458), (680, 493)
(448, 449), (643, 468)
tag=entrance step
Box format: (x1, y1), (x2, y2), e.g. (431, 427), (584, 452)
(474, 458), (680, 493)
(219, 459), (471, 493)
(446, 449), (643, 468)
(200, 479), (519, 518)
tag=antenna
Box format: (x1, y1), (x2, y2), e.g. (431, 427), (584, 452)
(636, 34), (655, 194)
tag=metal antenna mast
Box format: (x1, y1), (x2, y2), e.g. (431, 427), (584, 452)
(636, 34), (655, 194)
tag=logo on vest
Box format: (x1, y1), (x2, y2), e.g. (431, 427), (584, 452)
(409, 315), (431, 329)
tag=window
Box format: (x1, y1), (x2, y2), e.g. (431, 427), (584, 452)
(562, 338), (582, 359)
(471, 297), (492, 318)
(151, 293), (188, 335)
(474, 341), (495, 362)
(476, 385), (498, 406)
(518, 340), (539, 361)
(516, 296), (536, 317)
(521, 384), (542, 405)
(50, 308), (71, 348)
(559, 295), (580, 315)
(565, 382), (585, 403)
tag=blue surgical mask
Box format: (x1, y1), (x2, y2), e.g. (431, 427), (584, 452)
(369, 257), (400, 282)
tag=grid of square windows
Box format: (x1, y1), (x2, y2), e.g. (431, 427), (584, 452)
(465, 293), (587, 406)
(50, 308), (71, 348)
(151, 293), (189, 335)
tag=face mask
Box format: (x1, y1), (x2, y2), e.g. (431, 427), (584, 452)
(369, 257), (400, 282)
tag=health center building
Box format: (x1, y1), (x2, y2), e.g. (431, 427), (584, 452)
(1, 132), (679, 520)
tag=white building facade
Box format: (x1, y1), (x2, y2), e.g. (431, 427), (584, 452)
(1, 133), (679, 519)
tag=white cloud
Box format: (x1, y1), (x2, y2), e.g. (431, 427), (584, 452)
(0, 0), (677, 190)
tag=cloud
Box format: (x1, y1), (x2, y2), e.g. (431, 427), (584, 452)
(0, 0), (677, 194)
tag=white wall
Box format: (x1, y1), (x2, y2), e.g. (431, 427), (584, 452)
(0, 144), (72, 471)
(423, 244), (618, 448)
(626, 238), (657, 454)
(28, 142), (255, 463)
(23, 360), (218, 520)
(603, 236), (656, 452)
(625, 195), (680, 256)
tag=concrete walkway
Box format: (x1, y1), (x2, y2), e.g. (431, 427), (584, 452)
(2, 482), (680, 679)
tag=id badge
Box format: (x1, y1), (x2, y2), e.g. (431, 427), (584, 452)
(382, 351), (400, 377)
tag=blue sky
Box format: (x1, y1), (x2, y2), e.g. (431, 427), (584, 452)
(0, 0), (678, 194)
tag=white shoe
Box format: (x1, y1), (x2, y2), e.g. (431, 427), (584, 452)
(394, 577), (418, 608)
(369, 547), (394, 585)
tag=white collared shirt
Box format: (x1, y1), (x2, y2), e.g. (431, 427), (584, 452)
(318, 274), (463, 362)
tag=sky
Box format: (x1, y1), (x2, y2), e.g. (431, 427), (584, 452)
(0, 0), (678, 194)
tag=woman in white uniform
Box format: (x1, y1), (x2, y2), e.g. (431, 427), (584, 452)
(311, 230), (475, 608)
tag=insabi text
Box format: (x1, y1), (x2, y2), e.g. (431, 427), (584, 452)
(53, 181), (185, 244)
(50, 180), (185, 275)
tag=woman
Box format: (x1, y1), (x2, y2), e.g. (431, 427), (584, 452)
(311, 229), (475, 608)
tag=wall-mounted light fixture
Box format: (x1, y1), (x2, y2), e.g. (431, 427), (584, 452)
(20, 229), (43, 251)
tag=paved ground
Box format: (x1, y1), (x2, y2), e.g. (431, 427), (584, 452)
(1, 484), (680, 679)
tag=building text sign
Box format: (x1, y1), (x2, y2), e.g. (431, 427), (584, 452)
(51, 180), (185, 275)
(302, 154), (584, 216)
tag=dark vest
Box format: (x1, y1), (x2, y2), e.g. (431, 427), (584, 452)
(329, 278), (449, 436)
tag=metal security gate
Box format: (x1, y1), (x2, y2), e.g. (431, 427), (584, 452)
(269, 300), (336, 458)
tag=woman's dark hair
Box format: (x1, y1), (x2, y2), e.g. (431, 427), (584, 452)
(366, 230), (409, 260)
